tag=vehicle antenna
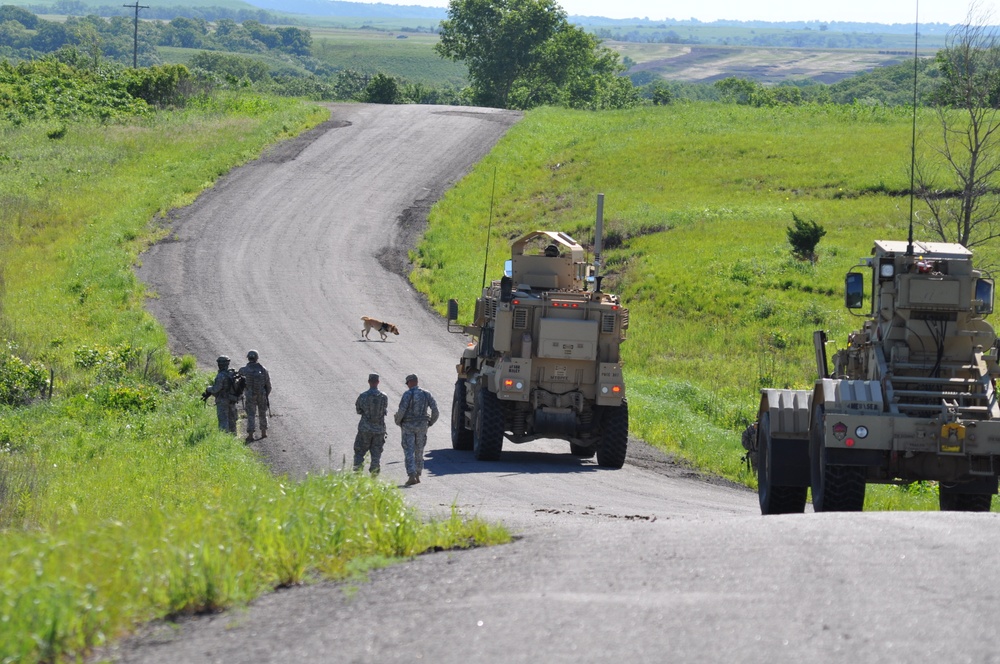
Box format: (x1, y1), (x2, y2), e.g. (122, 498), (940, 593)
(481, 165), (497, 290)
(906, 0), (920, 256)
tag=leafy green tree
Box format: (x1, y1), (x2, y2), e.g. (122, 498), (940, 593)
(0, 5), (38, 29)
(435, 0), (634, 110)
(190, 51), (270, 83)
(787, 213), (826, 263)
(650, 81), (672, 105)
(363, 72), (401, 104)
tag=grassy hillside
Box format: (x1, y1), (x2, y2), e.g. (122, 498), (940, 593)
(415, 102), (992, 511)
(0, 91), (507, 661)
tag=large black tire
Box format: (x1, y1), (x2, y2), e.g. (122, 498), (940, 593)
(570, 443), (596, 458)
(809, 403), (865, 512)
(757, 412), (807, 515)
(939, 487), (994, 512)
(596, 401), (628, 469)
(473, 386), (504, 461)
(451, 380), (474, 451)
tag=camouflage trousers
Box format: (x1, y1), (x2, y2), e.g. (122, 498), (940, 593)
(353, 430), (386, 473)
(215, 401), (238, 434)
(245, 393), (268, 434)
(400, 427), (428, 477)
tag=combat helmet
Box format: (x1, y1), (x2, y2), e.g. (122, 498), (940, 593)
(246, 349), (259, 362)
(217, 355), (230, 367)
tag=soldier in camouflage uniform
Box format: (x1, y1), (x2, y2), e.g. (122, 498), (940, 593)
(394, 374), (438, 486)
(239, 349), (271, 443)
(202, 355), (239, 434)
(354, 373), (388, 475)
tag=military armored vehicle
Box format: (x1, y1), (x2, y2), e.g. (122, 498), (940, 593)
(446, 196), (629, 467)
(748, 239), (1000, 513)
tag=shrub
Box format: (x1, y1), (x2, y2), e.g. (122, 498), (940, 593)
(786, 213), (827, 263)
(0, 341), (48, 406)
(363, 72), (400, 104)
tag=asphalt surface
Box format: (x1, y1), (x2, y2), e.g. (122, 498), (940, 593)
(112, 103), (1000, 663)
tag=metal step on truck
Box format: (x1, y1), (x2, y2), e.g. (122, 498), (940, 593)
(746, 239), (1000, 513)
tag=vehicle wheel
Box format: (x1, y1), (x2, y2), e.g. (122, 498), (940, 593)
(596, 401), (628, 469)
(570, 443), (596, 458)
(939, 486), (993, 512)
(809, 403), (865, 512)
(757, 412), (807, 515)
(451, 380), (473, 451)
(473, 386), (504, 461)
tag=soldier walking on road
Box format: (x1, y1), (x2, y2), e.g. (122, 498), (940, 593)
(394, 374), (438, 486)
(202, 355), (239, 434)
(354, 373), (389, 475)
(239, 349), (271, 443)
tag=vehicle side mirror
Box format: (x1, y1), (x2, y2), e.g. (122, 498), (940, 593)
(447, 298), (459, 321)
(845, 272), (864, 309)
(504, 259), (513, 279)
(975, 278), (994, 316)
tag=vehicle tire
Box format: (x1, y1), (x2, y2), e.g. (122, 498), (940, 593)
(451, 380), (473, 451)
(596, 401), (628, 469)
(939, 487), (993, 512)
(473, 386), (504, 461)
(757, 412), (807, 515)
(809, 403), (865, 512)
(570, 443), (596, 458)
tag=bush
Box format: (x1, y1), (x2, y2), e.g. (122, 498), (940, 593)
(786, 213), (826, 263)
(0, 342), (48, 406)
(362, 72), (400, 104)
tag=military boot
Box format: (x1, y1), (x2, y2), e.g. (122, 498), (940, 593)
(245, 433), (254, 443)
(405, 475), (418, 486)
(260, 429), (267, 439)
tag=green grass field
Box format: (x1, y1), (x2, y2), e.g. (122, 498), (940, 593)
(414, 102), (993, 511)
(310, 30), (468, 85)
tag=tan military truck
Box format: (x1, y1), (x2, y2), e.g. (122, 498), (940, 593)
(749, 239), (1000, 513)
(446, 198), (629, 467)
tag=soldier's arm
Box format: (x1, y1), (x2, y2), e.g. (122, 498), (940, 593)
(264, 367), (272, 395)
(427, 392), (440, 427)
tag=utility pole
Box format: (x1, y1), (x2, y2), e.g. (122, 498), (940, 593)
(124, 2), (149, 68)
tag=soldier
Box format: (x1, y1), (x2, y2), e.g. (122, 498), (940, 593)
(239, 349), (271, 443)
(354, 373), (389, 475)
(394, 374), (439, 486)
(201, 355), (239, 434)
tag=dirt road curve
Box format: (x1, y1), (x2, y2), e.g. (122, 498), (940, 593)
(116, 104), (1000, 663)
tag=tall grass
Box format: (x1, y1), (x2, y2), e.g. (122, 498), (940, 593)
(417, 102), (996, 508)
(0, 95), (508, 663)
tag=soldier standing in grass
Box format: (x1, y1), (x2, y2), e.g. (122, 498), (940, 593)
(394, 374), (438, 486)
(202, 355), (239, 434)
(354, 373), (388, 475)
(239, 349), (271, 443)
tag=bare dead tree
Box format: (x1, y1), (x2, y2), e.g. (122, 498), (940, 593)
(916, 5), (1000, 248)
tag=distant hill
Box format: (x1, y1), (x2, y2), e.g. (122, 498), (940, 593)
(240, 0), (954, 34)
(243, 0), (447, 19)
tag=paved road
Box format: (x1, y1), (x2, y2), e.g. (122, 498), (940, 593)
(118, 104), (1000, 663)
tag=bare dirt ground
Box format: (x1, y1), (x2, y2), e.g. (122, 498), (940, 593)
(107, 103), (1000, 663)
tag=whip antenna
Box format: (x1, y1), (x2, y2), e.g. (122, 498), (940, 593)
(481, 166), (498, 290)
(907, 0), (920, 256)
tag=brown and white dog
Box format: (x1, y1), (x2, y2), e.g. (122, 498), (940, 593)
(361, 316), (400, 341)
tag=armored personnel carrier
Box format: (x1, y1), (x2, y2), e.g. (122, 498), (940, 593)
(748, 239), (1000, 513)
(446, 197), (629, 467)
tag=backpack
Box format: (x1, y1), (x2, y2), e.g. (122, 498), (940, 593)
(229, 369), (246, 398)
